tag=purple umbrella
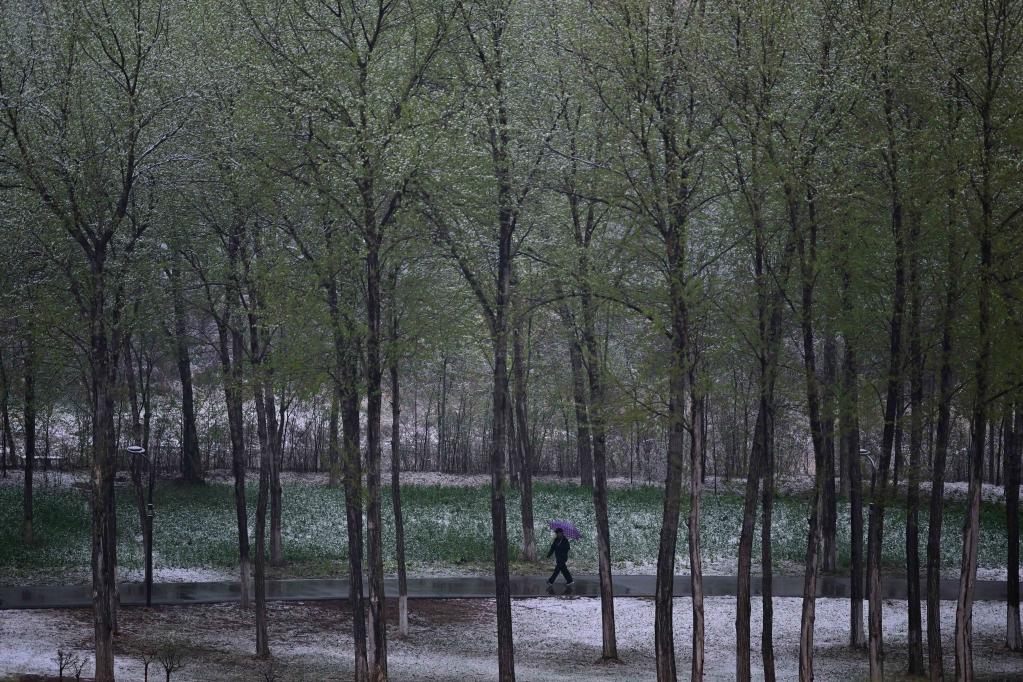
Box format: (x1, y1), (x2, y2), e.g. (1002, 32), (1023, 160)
(547, 519), (582, 540)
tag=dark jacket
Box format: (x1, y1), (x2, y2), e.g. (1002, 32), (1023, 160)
(547, 536), (570, 563)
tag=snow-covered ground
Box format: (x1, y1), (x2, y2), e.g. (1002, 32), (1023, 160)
(5, 466), (1020, 506)
(1, 596), (1020, 680)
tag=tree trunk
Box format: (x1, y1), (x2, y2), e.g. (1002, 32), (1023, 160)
(736, 210), (795, 681)
(251, 374), (271, 658)
(689, 388), (705, 680)
(216, 312), (251, 610)
(0, 349), (14, 479)
(90, 323), (119, 682)
(737, 400), (762, 678)
(581, 315), (618, 661)
(954, 46), (1002, 676)
(866, 30), (910, 677)
(22, 344), (35, 545)
(821, 335), (838, 574)
(505, 379), (518, 488)
(1007, 405), (1022, 651)
(328, 388), (341, 487)
(329, 275), (369, 681)
(490, 320), (516, 681)
(927, 191), (961, 678)
(906, 209), (925, 676)
(488, 198), (516, 681)
(364, 233), (389, 681)
(575, 210), (618, 660)
(263, 384), (284, 567)
(391, 337), (410, 638)
(169, 263), (202, 483)
(867, 189), (906, 682)
(842, 338), (866, 649)
(242, 270), (274, 657)
(761, 408), (776, 682)
(342, 370), (369, 681)
(438, 356), (448, 472)
(656, 351), (686, 682)
(566, 322), (593, 487)
(512, 303), (536, 562)
(655, 220), (690, 682)
(796, 193), (827, 681)
(955, 224), (993, 682)
(389, 271), (410, 638)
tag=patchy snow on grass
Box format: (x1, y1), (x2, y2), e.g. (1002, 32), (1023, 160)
(117, 565), (238, 583)
(8, 466), (1022, 505)
(2, 596), (1021, 681)
(0, 469), (88, 489)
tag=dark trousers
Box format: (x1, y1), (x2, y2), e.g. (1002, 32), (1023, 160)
(548, 561), (572, 584)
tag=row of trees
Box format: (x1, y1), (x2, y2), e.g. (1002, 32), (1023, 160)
(2, 0), (1022, 681)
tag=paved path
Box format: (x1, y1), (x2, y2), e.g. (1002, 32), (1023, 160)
(0, 575), (1008, 610)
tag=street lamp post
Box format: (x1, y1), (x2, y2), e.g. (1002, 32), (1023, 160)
(127, 445), (154, 607)
(860, 448), (877, 494)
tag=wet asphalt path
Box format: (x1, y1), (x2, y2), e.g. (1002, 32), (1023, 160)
(0, 574), (1007, 610)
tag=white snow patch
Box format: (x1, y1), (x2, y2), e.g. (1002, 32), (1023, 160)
(117, 566), (238, 583)
(2, 596), (1021, 680)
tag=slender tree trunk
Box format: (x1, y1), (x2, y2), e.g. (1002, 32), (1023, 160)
(842, 338), (866, 649)
(761, 409), (776, 682)
(271, 420), (284, 570)
(689, 387), (705, 680)
(90, 305), (120, 682)
(737, 212), (795, 681)
(576, 213), (618, 660)
(0, 350), (14, 479)
(656, 352), (686, 682)
(169, 263), (202, 483)
(22, 344), (35, 545)
(217, 313), (251, 610)
(737, 405), (764, 682)
(389, 276), (410, 638)
(655, 220), (690, 682)
(505, 379), (518, 488)
(1007, 406), (1022, 651)
(263, 382), (284, 567)
(589, 390), (618, 661)
(363, 229), (389, 681)
(925, 136), (964, 682)
(955, 220), (993, 682)
(251, 370), (271, 658)
(954, 54), (1002, 676)
(822, 335), (838, 573)
(906, 209), (925, 676)
(512, 303), (536, 561)
(797, 194), (827, 681)
(342, 369), (369, 680)
(328, 388), (341, 487)
(489, 208), (516, 682)
(438, 356), (449, 472)
(241, 261), (274, 656)
(867, 189), (906, 682)
(328, 275), (369, 681)
(566, 325), (593, 487)
(490, 321), (515, 681)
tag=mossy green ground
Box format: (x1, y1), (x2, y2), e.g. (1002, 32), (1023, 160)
(0, 480), (1014, 582)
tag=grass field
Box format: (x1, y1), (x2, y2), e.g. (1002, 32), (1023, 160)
(0, 478), (1015, 583)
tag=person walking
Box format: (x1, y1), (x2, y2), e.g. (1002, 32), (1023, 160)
(546, 527), (573, 585)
